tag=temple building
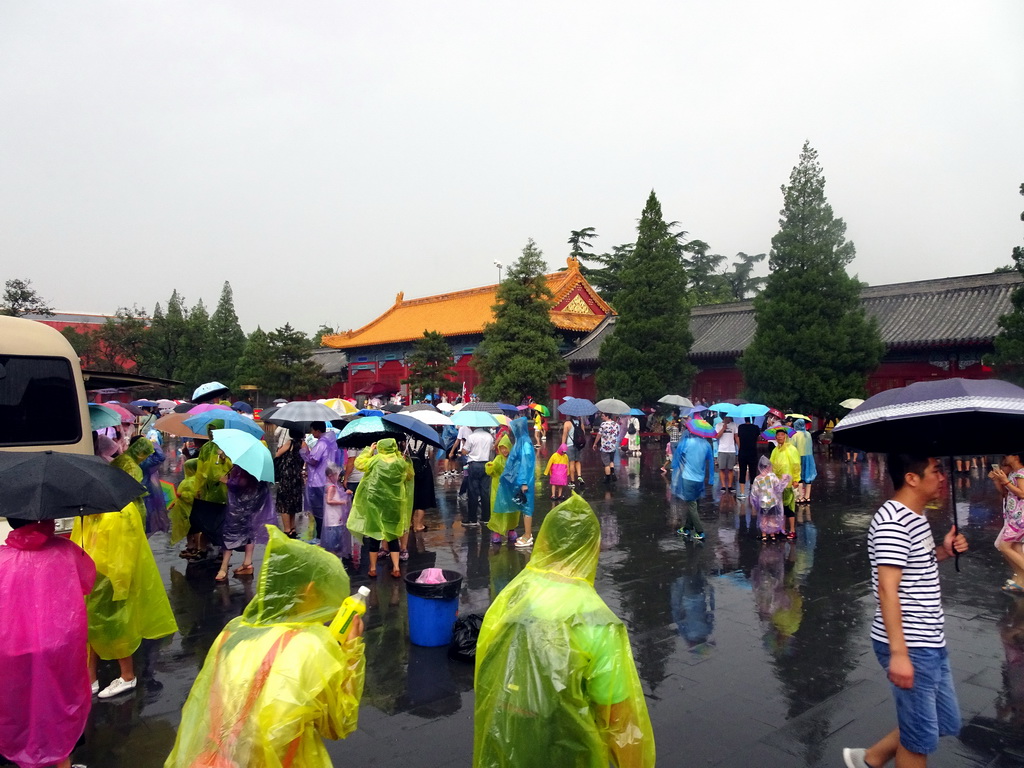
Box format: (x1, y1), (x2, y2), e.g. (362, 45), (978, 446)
(321, 257), (614, 398)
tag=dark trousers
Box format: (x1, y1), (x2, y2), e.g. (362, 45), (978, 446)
(737, 456), (758, 486)
(304, 485), (325, 538)
(466, 461), (490, 524)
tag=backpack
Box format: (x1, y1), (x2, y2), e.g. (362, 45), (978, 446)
(571, 421), (586, 451)
(627, 421), (637, 435)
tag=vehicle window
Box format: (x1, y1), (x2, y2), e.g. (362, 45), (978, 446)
(0, 355), (82, 447)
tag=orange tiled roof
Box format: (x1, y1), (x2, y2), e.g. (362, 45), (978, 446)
(323, 258), (614, 349)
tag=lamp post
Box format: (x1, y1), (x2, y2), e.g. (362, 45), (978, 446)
(494, 260), (503, 283)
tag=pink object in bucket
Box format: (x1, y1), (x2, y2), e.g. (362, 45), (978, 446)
(415, 567), (447, 584)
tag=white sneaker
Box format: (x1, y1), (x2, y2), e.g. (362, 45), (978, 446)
(514, 536), (534, 548)
(91, 679), (99, 695)
(842, 748), (870, 768)
(98, 676), (137, 699)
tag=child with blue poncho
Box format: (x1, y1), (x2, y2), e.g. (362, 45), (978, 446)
(790, 418), (817, 503)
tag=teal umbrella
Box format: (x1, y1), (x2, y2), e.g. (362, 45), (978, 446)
(338, 415), (405, 447)
(450, 410), (500, 428)
(185, 409), (265, 439)
(211, 428), (274, 482)
(89, 403), (122, 430)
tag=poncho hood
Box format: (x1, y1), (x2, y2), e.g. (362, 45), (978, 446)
(376, 437), (400, 456)
(243, 526), (350, 626)
(528, 494), (600, 585)
(123, 437), (154, 466)
(4, 520), (56, 550)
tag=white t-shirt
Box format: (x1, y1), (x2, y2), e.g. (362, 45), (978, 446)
(868, 500), (945, 648)
(717, 422), (737, 453)
(463, 429), (495, 462)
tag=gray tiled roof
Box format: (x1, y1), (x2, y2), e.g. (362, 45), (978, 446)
(563, 315), (615, 363)
(310, 348), (348, 375)
(568, 272), (1022, 363)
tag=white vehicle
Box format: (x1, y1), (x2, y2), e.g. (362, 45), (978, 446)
(0, 315), (94, 538)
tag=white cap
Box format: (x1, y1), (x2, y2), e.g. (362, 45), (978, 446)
(357, 586), (371, 597)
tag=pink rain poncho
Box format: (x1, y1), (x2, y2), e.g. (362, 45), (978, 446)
(0, 520), (96, 768)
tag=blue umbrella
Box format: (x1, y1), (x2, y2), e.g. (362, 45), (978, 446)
(184, 409), (265, 439)
(130, 399), (159, 408)
(557, 398), (598, 417)
(356, 408), (384, 417)
(382, 413), (443, 448)
(629, 408), (646, 417)
(338, 415), (404, 447)
(211, 428), (275, 482)
(707, 402), (738, 415)
(734, 403), (770, 419)
(89, 403), (121, 430)
(451, 410), (500, 428)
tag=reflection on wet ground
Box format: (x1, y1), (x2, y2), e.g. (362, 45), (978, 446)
(62, 450), (1024, 767)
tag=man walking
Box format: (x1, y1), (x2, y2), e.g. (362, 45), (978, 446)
(593, 412), (619, 484)
(844, 454), (968, 768)
(462, 426), (495, 527)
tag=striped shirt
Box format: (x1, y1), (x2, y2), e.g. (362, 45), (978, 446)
(868, 500), (945, 648)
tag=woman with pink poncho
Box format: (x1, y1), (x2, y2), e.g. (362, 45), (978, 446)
(0, 518), (96, 768)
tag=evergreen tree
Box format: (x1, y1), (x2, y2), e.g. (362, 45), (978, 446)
(89, 306), (150, 373)
(473, 239), (567, 402)
(739, 142), (883, 415)
(991, 183), (1024, 383)
(265, 323), (330, 400)
(677, 237), (731, 305)
(164, 290), (190, 381)
(597, 191), (695, 405)
(234, 327), (275, 393)
(313, 324), (338, 346)
(724, 252), (767, 300)
(1, 278), (53, 316)
(207, 281), (246, 387)
(178, 299), (211, 386)
(580, 243), (633, 308)
(403, 330), (456, 399)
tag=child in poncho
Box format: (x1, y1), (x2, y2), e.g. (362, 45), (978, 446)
(170, 458), (198, 549)
(545, 444), (570, 499)
(324, 463), (359, 566)
(486, 434), (519, 545)
(750, 456), (790, 541)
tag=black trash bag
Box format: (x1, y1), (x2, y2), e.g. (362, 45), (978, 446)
(448, 613), (484, 663)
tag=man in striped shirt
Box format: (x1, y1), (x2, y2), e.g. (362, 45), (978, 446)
(844, 455), (969, 768)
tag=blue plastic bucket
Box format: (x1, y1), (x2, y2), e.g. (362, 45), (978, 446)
(405, 569), (463, 647)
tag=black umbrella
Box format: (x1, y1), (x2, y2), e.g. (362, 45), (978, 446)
(0, 451), (147, 520)
(173, 401), (196, 413)
(382, 403), (403, 413)
(833, 377), (1024, 571)
(404, 403), (441, 413)
(383, 413), (443, 449)
(461, 401), (520, 417)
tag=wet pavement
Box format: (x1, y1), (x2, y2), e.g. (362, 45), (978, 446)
(48, 448), (1024, 767)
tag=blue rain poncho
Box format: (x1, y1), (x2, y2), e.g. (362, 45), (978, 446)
(790, 419), (817, 484)
(346, 438), (414, 542)
(500, 417), (535, 516)
(164, 526), (365, 768)
(474, 494), (655, 768)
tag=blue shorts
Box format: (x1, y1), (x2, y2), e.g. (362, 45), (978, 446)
(873, 640), (961, 754)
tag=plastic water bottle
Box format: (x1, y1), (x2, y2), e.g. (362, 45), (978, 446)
(328, 586), (370, 642)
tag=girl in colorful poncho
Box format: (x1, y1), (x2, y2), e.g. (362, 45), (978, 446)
(486, 434), (519, 544)
(72, 436), (178, 700)
(545, 443), (570, 499)
(751, 456), (790, 542)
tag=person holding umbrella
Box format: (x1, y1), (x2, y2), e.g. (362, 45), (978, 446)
(844, 454), (969, 768)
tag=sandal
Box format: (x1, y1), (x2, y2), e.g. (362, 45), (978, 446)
(367, 568), (377, 577)
(214, 569), (228, 582)
(390, 568), (402, 579)
(234, 564), (254, 577)
(1001, 580), (1024, 594)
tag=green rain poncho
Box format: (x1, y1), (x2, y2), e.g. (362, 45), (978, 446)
(169, 458), (198, 546)
(195, 423), (232, 505)
(71, 442), (178, 660)
(346, 438), (414, 542)
(486, 434), (520, 536)
(165, 526), (366, 768)
(473, 494), (655, 768)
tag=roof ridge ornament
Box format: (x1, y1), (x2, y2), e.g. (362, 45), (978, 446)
(395, 291), (404, 304)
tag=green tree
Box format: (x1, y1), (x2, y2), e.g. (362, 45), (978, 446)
(724, 252), (767, 300)
(677, 236), (731, 305)
(580, 243), (633, 308)
(597, 191), (695, 404)
(313, 324), (338, 346)
(265, 323), (330, 400)
(207, 281), (246, 387)
(403, 330), (456, 399)
(1, 278), (53, 316)
(473, 239), (567, 402)
(234, 326), (275, 393)
(991, 183), (1024, 382)
(89, 306), (151, 373)
(568, 227), (598, 260)
(177, 299), (211, 386)
(739, 142), (883, 416)
(60, 326), (98, 364)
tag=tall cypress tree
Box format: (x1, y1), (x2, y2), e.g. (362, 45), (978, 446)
(991, 183), (1024, 383)
(740, 142), (883, 415)
(208, 281), (246, 387)
(597, 191), (694, 405)
(473, 239), (566, 402)
(178, 299), (211, 387)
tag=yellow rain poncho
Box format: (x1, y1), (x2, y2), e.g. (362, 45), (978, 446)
(169, 458), (198, 546)
(165, 526), (365, 768)
(486, 434), (520, 535)
(71, 445), (178, 660)
(346, 438), (414, 542)
(770, 440), (801, 513)
(473, 494), (655, 768)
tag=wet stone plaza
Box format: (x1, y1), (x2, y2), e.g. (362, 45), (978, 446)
(53, 449), (1024, 767)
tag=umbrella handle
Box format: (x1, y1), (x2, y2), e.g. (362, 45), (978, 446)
(948, 456), (961, 573)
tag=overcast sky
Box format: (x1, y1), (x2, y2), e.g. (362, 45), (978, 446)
(2, 1), (1022, 335)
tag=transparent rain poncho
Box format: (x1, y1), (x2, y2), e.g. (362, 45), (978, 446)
(346, 438), (414, 542)
(486, 434), (520, 535)
(474, 494), (655, 768)
(168, 458), (198, 546)
(71, 448), (178, 660)
(769, 439), (801, 513)
(488, 417), (535, 537)
(165, 526), (365, 768)
(790, 419), (817, 484)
